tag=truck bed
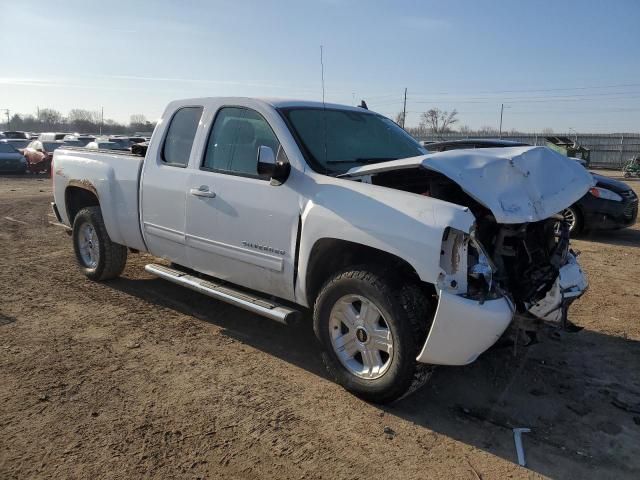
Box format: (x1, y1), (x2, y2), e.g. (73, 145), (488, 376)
(52, 147), (147, 251)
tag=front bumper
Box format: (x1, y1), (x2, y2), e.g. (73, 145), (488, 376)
(417, 253), (589, 366)
(527, 253), (588, 323)
(579, 195), (638, 230)
(416, 291), (513, 365)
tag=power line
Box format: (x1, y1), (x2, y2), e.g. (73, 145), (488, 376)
(395, 82), (640, 98)
(355, 82), (640, 101)
(410, 93), (640, 105)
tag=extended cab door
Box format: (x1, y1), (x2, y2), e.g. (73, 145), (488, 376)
(185, 106), (300, 301)
(140, 106), (203, 266)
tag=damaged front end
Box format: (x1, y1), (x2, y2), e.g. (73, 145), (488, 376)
(468, 215), (588, 333)
(344, 146), (592, 365)
(419, 216), (588, 365)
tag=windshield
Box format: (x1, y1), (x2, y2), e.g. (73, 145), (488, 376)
(3, 132), (28, 139)
(280, 107), (425, 174)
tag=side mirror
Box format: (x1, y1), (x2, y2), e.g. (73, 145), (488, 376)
(257, 145), (290, 185)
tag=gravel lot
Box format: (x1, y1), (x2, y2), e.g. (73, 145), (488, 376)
(1, 172), (639, 479)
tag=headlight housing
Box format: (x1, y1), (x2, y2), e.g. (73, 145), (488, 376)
(466, 226), (499, 301)
(589, 187), (623, 202)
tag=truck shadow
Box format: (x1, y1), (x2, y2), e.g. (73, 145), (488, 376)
(579, 227), (640, 249)
(109, 275), (640, 479)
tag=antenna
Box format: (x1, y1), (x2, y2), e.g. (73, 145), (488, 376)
(320, 45), (326, 106)
(320, 45), (328, 170)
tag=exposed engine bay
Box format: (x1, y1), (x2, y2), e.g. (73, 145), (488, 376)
(368, 167), (587, 330)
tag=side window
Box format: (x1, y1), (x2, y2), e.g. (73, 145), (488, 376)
(202, 107), (280, 178)
(162, 106), (203, 166)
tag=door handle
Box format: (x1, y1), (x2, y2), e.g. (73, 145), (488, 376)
(190, 186), (216, 198)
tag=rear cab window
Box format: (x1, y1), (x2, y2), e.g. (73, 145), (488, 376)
(161, 106), (203, 167)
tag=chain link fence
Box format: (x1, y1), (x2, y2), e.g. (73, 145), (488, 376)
(416, 133), (640, 168)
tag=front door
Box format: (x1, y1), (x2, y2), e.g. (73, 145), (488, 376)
(185, 106), (300, 301)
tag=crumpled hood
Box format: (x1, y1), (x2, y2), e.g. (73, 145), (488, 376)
(344, 146), (594, 223)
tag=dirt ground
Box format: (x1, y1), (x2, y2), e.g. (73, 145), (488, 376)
(1, 171), (639, 480)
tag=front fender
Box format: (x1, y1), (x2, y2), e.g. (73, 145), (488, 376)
(295, 176), (476, 306)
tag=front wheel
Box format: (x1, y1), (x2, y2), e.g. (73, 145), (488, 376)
(72, 206), (127, 281)
(313, 267), (432, 404)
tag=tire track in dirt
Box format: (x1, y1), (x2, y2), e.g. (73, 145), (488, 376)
(2, 175), (639, 479)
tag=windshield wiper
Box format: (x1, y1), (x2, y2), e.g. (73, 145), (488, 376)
(326, 157), (397, 164)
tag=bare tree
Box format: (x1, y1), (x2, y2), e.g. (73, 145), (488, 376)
(130, 114), (147, 125)
(477, 125), (499, 135)
(7, 107), (156, 135)
(38, 108), (62, 128)
(541, 127), (554, 134)
(394, 112), (406, 127)
(68, 109), (99, 123)
(420, 108), (458, 134)
(68, 109), (101, 132)
(458, 124), (473, 135)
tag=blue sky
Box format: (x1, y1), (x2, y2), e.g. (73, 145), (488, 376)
(1, 0), (639, 132)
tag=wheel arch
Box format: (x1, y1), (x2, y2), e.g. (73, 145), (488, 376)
(65, 183), (100, 225)
(304, 237), (429, 307)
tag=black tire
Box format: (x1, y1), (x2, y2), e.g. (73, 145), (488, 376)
(313, 266), (433, 404)
(72, 206), (127, 281)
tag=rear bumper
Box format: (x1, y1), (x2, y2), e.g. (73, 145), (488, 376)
(416, 291), (513, 365)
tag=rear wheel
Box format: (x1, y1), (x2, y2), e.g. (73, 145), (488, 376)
(313, 267), (433, 404)
(72, 206), (127, 281)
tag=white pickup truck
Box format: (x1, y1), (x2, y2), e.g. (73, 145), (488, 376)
(52, 98), (591, 403)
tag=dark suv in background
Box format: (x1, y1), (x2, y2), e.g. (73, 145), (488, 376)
(422, 139), (638, 234)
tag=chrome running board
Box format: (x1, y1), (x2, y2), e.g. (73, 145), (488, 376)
(144, 263), (300, 324)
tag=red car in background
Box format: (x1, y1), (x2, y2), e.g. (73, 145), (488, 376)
(20, 140), (64, 174)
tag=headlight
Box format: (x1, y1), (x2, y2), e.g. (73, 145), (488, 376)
(589, 187), (623, 202)
(469, 251), (493, 290)
(467, 226), (497, 299)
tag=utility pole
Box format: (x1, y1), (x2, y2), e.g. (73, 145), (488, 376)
(3, 109), (10, 130)
(402, 87), (407, 129)
(499, 103), (504, 138)
(100, 106), (104, 135)
(568, 127), (578, 144)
